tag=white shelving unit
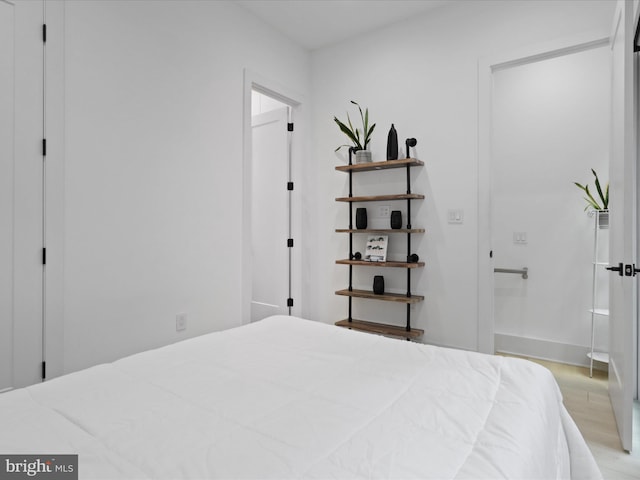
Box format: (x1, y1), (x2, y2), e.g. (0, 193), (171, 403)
(588, 210), (609, 378)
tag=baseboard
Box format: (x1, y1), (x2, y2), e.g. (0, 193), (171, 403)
(495, 333), (607, 371)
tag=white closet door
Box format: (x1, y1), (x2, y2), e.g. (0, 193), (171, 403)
(11, 0), (44, 389)
(0, 0), (15, 392)
(251, 107), (289, 322)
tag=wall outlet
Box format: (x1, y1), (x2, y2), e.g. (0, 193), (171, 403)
(513, 232), (527, 244)
(176, 313), (187, 332)
(378, 205), (391, 218)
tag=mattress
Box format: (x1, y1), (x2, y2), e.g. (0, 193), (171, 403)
(0, 315), (601, 479)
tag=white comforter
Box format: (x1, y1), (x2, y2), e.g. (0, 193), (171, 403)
(0, 315), (601, 479)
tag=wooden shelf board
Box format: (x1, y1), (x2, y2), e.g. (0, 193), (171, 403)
(336, 193), (424, 203)
(335, 319), (424, 339)
(336, 228), (425, 234)
(335, 158), (424, 173)
(336, 259), (425, 268)
(335, 288), (424, 304)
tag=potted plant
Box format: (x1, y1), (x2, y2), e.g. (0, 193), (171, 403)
(334, 101), (376, 164)
(574, 169), (609, 228)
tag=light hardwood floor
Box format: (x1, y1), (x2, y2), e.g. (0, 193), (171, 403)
(516, 357), (640, 479)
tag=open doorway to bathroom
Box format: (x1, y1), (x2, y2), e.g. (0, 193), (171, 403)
(490, 43), (611, 367)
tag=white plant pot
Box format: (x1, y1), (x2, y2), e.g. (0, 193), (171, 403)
(355, 150), (372, 164)
(597, 209), (609, 229)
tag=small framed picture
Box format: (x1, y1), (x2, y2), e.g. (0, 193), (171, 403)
(365, 235), (388, 262)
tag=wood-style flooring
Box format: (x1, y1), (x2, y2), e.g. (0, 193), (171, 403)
(515, 357), (640, 479)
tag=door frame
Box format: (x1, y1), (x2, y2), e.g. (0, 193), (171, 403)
(477, 31), (610, 355)
(242, 69), (304, 324)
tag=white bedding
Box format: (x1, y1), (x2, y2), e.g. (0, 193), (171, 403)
(0, 315), (601, 479)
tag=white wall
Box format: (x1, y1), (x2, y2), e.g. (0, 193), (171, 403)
(492, 46), (610, 364)
(308, 0), (615, 351)
(45, 0), (310, 375)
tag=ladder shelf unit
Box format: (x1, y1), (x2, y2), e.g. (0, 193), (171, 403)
(588, 209), (609, 377)
(335, 156), (425, 340)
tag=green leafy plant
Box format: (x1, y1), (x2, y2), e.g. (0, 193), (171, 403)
(574, 169), (609, 211)
(334, 101), (376, 152)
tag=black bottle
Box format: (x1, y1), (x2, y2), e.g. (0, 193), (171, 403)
(386, 124), (398, 160)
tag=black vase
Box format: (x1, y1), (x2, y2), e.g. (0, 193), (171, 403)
(356, 208), (367, 229)
(387, 124), (398, 160)
(390, 210), (402, 229)
(373, 276), (385, 295)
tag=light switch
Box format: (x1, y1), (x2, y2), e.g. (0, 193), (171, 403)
(448, 209), (464, 224)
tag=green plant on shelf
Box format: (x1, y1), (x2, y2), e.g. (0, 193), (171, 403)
(574, 169), (609, 211)
(333, 100), (376, 152)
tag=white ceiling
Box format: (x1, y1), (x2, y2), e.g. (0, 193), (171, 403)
(236, 0), (449, 50)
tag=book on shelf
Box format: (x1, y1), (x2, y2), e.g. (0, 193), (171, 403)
(364, 235), (388, 262)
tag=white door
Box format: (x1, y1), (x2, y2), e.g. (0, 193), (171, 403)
(7, 0), (44, 389)
(251, 107), (290, 322)
(607, 0), (636, 453)
(0, 0), (15, 392)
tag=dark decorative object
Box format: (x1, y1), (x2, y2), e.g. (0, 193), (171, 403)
(373, 275), (385, 295)
(405, 138), (417, 158)
(407, 253), (419, 263)
(386, 124), (398, 160)
(352, 251), (362, 260)
(356, 208), (368, 229)
(390, 210), (402, 229)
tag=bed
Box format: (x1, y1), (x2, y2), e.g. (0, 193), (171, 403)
(0, 315), (601, 479)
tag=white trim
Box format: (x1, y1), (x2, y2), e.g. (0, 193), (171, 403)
(242, 69), (304, 325)
(43, 0), (65, 380)
(495, 333), (606, 370)
(477, 31), (611, 355)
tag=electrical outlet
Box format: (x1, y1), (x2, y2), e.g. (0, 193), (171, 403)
(378, 205), (391, 218)
(513, 232), (527, 244)
(176, 313), (187, 332)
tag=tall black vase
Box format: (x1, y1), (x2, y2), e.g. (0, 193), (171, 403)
(386, 124), (398, 160)
(355, 208), (368, 229)
(373, 276), (385, 295)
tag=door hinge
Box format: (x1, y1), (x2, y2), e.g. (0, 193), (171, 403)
(42, 138), (47, 157)
(42, 248), (46, 265)
(287, 123), (294, 132)
(287, 182), (294, 191)
(287, 238), (294, 248)
(287, 298), (294, 307)
(41, 361), (46, 380)
(42, 24), (47, 43)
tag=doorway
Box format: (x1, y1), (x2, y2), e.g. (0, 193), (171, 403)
(242, 70), (303, 324)
(1, 0), (46, 390)
(490, 44), (611, 365)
